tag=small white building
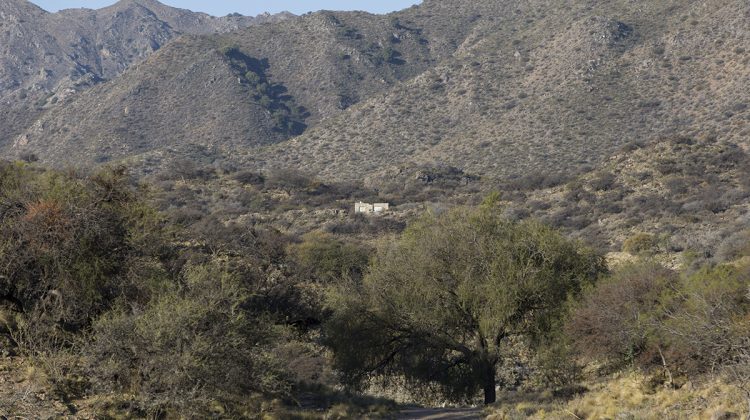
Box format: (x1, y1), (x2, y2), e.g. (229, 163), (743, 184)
(355, 201), (390, 214)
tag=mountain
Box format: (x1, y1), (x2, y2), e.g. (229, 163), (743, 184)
(6, 1), (498, 168)
(4, 0), (750, 186)
(0, 0), (292, 147)
(251, 0), (750, 182)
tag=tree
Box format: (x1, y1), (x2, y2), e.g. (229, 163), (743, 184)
(381, 46), (395, 64)
(324, 202), (605, 404)
(87, 263), (292, 416)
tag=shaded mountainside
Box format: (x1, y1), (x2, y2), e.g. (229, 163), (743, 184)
(0, 0), (291, 146)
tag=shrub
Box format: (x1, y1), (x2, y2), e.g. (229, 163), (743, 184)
(219, 44), (240, 57)
(569, 260), (750, 378)
(232, 170), (265, 186)
(0, 165), (169, 336)
(381, 46), (396, 64)
(622, 233), (658, 255)
(716, 229), (750, 262)
(659, 264), (750, 375)
(265, 169), (314, 190)
(86, 264), (293, 416)
(567, 261), (679, 366)
(287, 232), (370, 284)
(19, 152), (38, 163)
(589, 171), (617, 191)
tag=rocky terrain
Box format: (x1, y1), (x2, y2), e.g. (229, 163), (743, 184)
(0, 0), (746, 261)
(1, 0), (746, 187)
(256, 0), (750, 182)
(0, 0), (291, 147)
(4, 0), (493, 171)
(2, 1), (750, 418)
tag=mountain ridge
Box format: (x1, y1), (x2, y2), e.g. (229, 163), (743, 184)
(0, 0), (293, 148)
(244, 0), (750, 182)
(6, 1), (500, 168)
(2, 0), (750, 188)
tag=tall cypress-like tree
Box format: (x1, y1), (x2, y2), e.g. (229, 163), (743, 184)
(325, 201), (605, 404)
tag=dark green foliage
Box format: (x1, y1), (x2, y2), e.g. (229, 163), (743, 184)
(381, 46), (396, 64)
(221, 47), (308, 135)
(219, 44), (241, 57)
(324, 202), (605, 404)
(245, 70), (262, 85)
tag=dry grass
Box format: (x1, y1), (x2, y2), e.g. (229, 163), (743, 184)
(487, 371), (747, 420)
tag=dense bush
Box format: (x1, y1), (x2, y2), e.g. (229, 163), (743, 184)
(86, 264), (293, 416)
(659, 265), (750, 374)
(265, 169), (315, 190)
(287, 231), (370, 284)
(0, 163), (353, 416)
(589, 171), (617, 191)
(233, 170), (266, 186)
(567, 261), (678, 366)
(622, 233), (658, 255)
(568, 260), (750, 378)
(0, 164), (169, 339)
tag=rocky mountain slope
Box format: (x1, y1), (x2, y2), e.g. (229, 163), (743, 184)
(3, 0), (750, 186)
(6, 0), (501, 170)
(498, 134), (750, 256)
(253, 0), (750, 182)
(0, 0), (291, 146)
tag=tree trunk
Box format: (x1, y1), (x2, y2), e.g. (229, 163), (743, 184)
(482, 367), (496, 405)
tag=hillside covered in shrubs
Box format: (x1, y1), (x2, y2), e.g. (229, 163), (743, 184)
(2, 162), (750, 418)
(2, 0), (750, 418)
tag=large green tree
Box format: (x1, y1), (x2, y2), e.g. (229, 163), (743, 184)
(325, 202), (605, 404)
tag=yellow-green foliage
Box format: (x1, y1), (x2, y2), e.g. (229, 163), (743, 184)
(622, 233), (658, 255)
(325, 203), (605, 403)
(87, 263), (293, 417)
(0, 163), (170, 337)
(287, 231), (370, 284)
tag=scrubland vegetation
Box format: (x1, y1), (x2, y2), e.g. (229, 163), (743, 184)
(2, 160), (750, 419)
(3, 0), (750, 417)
